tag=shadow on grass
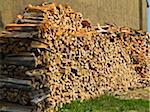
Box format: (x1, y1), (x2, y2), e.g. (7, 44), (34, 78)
(57, 95), (150, 112)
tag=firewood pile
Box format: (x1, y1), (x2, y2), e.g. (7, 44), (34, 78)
(0, 2), (149, 112)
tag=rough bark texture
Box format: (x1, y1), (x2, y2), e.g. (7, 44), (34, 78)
(0, 2), (149, 112)
(0, 0), (147, 30)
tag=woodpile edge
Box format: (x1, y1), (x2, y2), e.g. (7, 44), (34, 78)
(0, 2), (150, 112)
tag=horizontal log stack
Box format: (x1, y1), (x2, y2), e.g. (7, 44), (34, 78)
(0, 2), (150, 112)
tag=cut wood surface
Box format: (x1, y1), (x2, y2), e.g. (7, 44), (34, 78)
(0, 2), (149, 112)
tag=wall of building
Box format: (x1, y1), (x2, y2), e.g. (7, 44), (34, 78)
(56, 0), (147, 30)
(0, 0), (147, 30)
(0, 0), (47, 30)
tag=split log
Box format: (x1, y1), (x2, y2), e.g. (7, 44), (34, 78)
(23, 16), (43, 21)
(0, 82), (32, 90)
(5, 52), (35, 57)
(23, 12), (44, 18)
(16, 19), (43, 24)
(31, 93), (50, 105)
(0, 2), (149, 112)
(31, 41), (49, 49)
(5, 24), (40, 31)
(0, 32), (38, 39)
(0, 77), (31, 85)
(0, 101), (33, 112)
(0, 56), (36, 67)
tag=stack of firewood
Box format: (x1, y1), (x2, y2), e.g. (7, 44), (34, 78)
(0, 2), (149, 112)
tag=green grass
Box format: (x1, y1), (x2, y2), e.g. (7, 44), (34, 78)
(57, 95), (150, 112)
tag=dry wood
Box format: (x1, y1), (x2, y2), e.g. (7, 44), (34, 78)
(5, 24), (40, 31)
(6, 23), (40, 27)
(0, 32), (38, 39)
(31, 93), (50, 105)
(5, 52), (35, 57)
(0, 2), (149, 112)
(0, 101), (33, 112)
(0, 82), (32, 90)
(31, 41), (49, 49)
(0, 76), (32, 86)
(23, 16), (43, 20)
(0, 56), (36, 67)
(16, 19), (43, 24)
(23, 12), (44, 18)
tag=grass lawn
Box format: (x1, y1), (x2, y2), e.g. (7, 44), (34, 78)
(58, 95), (150, 112)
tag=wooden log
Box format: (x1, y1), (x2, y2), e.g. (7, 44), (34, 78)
(23, 12), (44, 18)
(0, 101), (33, 112)
(0, 2), (149, 112)
(0, 76), (32, 86)
(0, 32), (38, 39)
(23, 16), (43, 21)
(1, 31), (13, 35)
(5, 24), (40, 27)
(5, 24), (40, 32)
(31, 93), (50, 104)
(5, 52), (35, 57)
(31, 41), (49, 49)
(0, 82), (32, 90)
(26, 3), (56, 12)
(0, 56), (36, 67)
(16, 18), (43, 24)
(0, 87), (31, 105)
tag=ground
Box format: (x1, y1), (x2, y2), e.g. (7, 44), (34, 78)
(58, 87), (150, 112)
(116, 87), (150, 100)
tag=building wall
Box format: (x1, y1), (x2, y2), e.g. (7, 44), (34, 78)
(0, 0), (147, 30)
(0, 0), (47, 30)
(56, 0), (147, 30)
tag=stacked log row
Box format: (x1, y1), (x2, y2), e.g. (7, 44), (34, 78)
(0, 2), (149, 112)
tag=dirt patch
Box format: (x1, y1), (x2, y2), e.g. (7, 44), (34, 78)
(116, 87), (150, 100)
